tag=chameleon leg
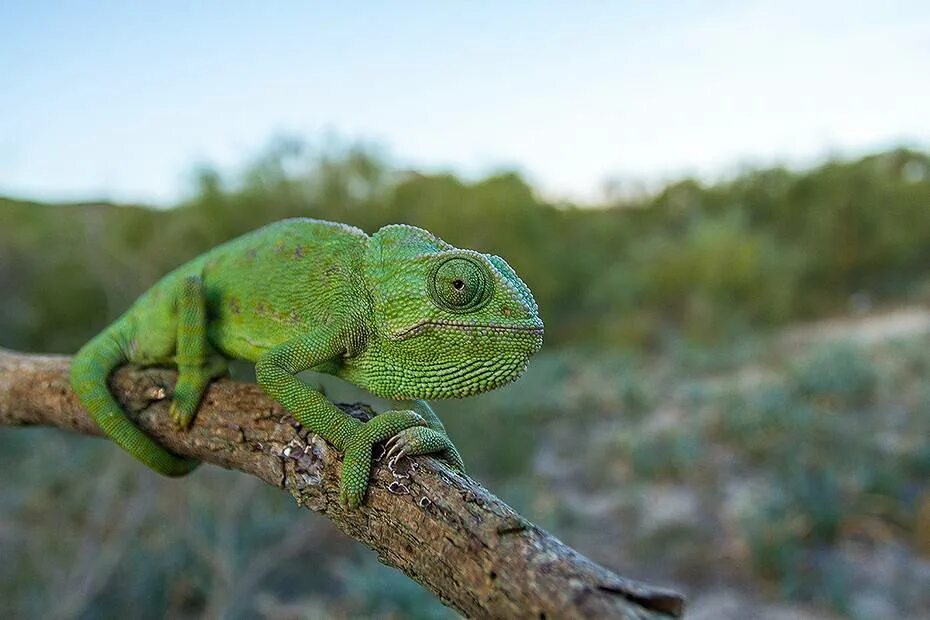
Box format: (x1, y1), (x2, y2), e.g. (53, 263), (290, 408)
(406, 399), (448, 434)
(169, 275), (225, 431)
(256, 334), (428, 508)
(71, 322), (200, 476)
(385, 400), (466, 472)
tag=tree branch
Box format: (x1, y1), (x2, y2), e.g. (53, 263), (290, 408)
(0, 348), (685, 619)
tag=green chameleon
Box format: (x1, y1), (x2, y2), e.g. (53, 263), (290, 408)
(71, 218), (543, 508)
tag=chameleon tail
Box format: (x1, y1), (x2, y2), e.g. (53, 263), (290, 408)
(70, 322), (199, 476)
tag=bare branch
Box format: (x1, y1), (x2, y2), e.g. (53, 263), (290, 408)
(0, 348), (685, 619)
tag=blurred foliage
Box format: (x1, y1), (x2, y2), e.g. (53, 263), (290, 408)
(2, 142), (930, 354)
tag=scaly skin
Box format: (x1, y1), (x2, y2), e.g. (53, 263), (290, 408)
(70, 218), (543, 507)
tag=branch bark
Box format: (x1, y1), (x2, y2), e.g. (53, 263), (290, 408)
(0, 349), (685, 619)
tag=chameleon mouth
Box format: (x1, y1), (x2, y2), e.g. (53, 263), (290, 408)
(390, 319), (544, 341)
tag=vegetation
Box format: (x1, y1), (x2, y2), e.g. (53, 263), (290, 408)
(3, 143), (929, 353)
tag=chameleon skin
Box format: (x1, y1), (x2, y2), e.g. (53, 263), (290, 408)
(70, 218), (543, 507)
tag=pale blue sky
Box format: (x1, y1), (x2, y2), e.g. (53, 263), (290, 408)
(2, 1), (928, 204)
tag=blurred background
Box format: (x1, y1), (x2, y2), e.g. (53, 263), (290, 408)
(2, 2), (930, 618)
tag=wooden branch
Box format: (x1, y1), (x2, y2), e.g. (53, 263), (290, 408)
(0, 348), (685, 619)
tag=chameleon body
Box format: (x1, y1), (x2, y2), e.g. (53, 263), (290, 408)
(71, 218), (543, 507)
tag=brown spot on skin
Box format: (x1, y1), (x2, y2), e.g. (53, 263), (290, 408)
(255, 301), (270, 316)
(294, 246), (304, 259)
(229, 297), (241, 315)
(501, 305), (513, 317)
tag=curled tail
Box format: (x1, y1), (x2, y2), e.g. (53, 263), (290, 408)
(70, 322), (199, 476)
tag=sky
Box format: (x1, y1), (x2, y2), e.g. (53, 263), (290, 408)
(2, 1), (929, 205)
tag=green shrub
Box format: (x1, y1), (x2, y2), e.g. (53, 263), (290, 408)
(791, 342), (877, 407)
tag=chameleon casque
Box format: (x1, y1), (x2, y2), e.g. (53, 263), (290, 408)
(71, 218), (543, 507)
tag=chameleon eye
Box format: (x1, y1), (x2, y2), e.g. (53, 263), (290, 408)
(429, 257), (491, 312)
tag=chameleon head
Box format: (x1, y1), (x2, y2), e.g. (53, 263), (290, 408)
(358, 224), (544, 400)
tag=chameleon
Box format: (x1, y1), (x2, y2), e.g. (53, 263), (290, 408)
(70, 218), (543, 508)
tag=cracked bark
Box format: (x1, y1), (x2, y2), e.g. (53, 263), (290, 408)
(0, 349), (685, 619)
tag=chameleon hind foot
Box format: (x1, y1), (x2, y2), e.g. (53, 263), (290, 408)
(385, 427), (466, 473)
(170, 357), (229, 431)
(169, 402), (195, 432)
(339, 410), (427, 509)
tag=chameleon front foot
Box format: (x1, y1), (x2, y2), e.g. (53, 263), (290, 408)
(385, 427), (466, 473)
(339, 410), (427, 509)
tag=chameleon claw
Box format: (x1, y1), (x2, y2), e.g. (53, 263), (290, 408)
(383, 427), (466, 473)
(340, 487), (358, 509)
(385, 433), (411, 463)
